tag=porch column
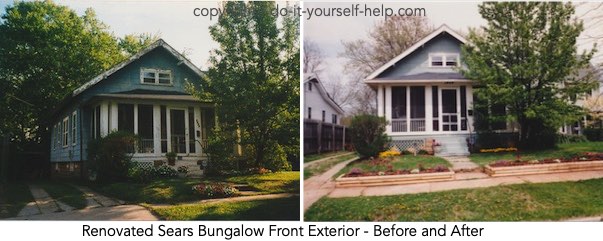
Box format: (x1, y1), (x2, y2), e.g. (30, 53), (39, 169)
(100, 101), (109, 137)
(194, 107), (202, 154)
(406, 87), (411, 132)
(425, 86), (433, 132)
(377, 86), (384, 117)
(110, 102), (118, 132)
(385, 85), (392, 133)
(467, 85), (474, 132)
(133, 104), (138, 135)
(153, 105), (161, 155)
(184, 108), (190, 154)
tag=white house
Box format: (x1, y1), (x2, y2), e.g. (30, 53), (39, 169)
(304, 74), (345, 124)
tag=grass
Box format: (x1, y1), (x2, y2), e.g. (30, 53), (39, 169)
(335, 155), (451, 178)
(0, 183), (34, 218)
(150, 196), (300, 220)
(96, 172), (300, 204)
(304, 151), (349, 163)
(226, 171), (300, 194)
(470, 141), (603, 166)
(35, 182), (87, 209)
(304, 153), (357, 179)
(305, 178), (603, 221)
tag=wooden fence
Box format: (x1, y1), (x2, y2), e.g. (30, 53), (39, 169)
(304, 119), (349, 155)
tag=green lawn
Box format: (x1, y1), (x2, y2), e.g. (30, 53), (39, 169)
(305, 178), (603, 221)
(304, 151), (349, 163)
(0, 183), (34, 219)
(470, 141), (603, 166)
(304, 153), (357, 179)
(96, 172), (300, 204)
(150, 196), (300, 220)
(335, 155), (451, 178)
(226, 171), (300, 194)
(36, 182), (87, 209)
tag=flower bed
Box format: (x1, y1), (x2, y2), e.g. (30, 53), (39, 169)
(484, 152), (603, 177)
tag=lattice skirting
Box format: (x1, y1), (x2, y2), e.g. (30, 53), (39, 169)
(131, 161), (154, 169)
(389, 139), (426, 152)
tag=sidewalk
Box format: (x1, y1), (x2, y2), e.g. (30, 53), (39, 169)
(328, 170), (603, 198)
(304, 156), (359, 211)
(304, 152), (354, 168)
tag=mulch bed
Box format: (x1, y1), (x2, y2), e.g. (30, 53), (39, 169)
(489, 152), (603, 167)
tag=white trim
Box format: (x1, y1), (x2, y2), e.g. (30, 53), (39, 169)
(62, 117), (69, 148)
(140, 68), (173, 86)
(71, 111), (77, 146)
(365, 25), (467, 80)
(365, 79), (474, 85)
(428, 53), (460, 68)
(72, 39), (203, 97)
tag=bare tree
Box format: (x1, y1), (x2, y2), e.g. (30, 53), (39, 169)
(303, 39), (325, 74)
(339, 16), (433, 114)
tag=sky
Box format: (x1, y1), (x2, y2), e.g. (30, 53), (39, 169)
(0, 0), (222, 69)
(303, 1), (603, 105)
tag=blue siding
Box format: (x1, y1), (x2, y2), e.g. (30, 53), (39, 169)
(379, 33), (464, 79)
(50, 46), (202, 163)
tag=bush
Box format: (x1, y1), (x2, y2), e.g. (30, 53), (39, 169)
(128, 165), (179, 183)
(556, 134), (588, 144)
(583, 128), (603, 141)
(87, 131), (138, 183)
(349, 115), (390, 158)
(192, 182), (238, 199)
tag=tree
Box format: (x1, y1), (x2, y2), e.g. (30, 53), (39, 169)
(303, 39), (324, 74)
(119, 33), (160, 56)
(340, 16), (433, 115)
(462, 2), (598, 149)
(197, 2), (299, 168)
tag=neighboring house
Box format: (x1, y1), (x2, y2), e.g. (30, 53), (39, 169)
(50, 39), (215, 178)
(303, 74), (346, 154)
(304, 74), (345, 124)
(364, 25), (516, 156)
(560, 68), (603, 135)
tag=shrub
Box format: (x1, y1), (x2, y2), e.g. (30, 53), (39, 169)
(557, 134), (588, 144)
(583, 128), (603, 141)
(350, 115), (390, 158)
(378, 150), (401, 158)
(128, 165), (179, 183)
(177, 166), (189, 174)
(192, 182), (238, 199)
(87, 131), (138, 183)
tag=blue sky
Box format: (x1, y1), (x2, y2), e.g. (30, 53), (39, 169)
(0, 0), (222, 69)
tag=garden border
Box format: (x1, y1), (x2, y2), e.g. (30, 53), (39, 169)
(484, 160), (603, 177)
(334, 168), (454, 187)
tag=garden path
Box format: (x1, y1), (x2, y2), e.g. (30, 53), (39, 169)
(303, 156), (360, 211)
(443, 155), (480, 171)
(17, 185), (74, 217)
(304, 152), (354, 168)
(328, 170), (603, 198)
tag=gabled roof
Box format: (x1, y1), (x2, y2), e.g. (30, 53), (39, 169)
(365, 24), (467, 80)
(72, 39), (203, 97)
(304, 73), (345, 115)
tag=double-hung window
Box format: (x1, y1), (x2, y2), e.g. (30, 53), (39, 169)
(62, 117), (69, 148)
(72, 112), (77, 145)
(430, 53), (459, 67)
(141, 68), (172, 85)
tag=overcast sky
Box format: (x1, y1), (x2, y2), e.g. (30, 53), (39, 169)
(303, 2), (603, 90)
(0, 0), (222, 69)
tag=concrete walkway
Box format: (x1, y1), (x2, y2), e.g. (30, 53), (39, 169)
(17, 185), (74, 217)
(328, 170), (603, 198)
(304, 152), (354, 168)
(443, 155), (480, 171)
(304, 156), (360, 211)
(9, 205), (157, 220)
(72, 185), (123, 208)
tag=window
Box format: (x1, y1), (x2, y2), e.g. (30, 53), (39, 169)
(322, 110), (326, 122)
(308, 82), (312, 91)
(118, 104), (135, 133)
(72, 112), (77, 145)
(308, 107), (312, 119)
(430, 54), (459, 67)
(392, 87), (407, 119)
(332, 114), (337, 124)
(140, 68), (172, 85)
(62, 117), (69, 147)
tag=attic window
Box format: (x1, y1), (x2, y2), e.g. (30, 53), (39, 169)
(430, 54), (459, 67)
(141, 68), (172, 85)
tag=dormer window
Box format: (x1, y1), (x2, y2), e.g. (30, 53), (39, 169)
(430, 53), (459, 67)
(141, 68), (172, 85)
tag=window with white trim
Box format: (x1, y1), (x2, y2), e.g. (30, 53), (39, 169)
(141, 68), (172, 85)
(430, 53), (459, 67)
(72, 111), (77, 145)
(62, 117), (69, 147)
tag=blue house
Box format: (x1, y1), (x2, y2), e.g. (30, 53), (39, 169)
(49, 39), (215, 177)
(364, 25), (511, 156)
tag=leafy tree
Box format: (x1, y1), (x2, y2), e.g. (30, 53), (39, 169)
(195, 2), (299, 168)
(349, 115), (390, 158)
(119, 33), (160, 56)
(462, 2), (598, 149)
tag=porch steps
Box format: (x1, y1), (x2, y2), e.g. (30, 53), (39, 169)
(175, 161), (204, 178)
(434, 135), (470, 156)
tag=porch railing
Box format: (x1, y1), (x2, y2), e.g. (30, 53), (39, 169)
(137, 139), (154, 153)
(391, 119), (407, 132)
(171, 135), (186, 153)
(410, 118), (425, 132)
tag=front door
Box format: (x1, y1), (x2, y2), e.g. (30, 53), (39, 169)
(441, 89), (459, 131)
(170, 109), (186, 153)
